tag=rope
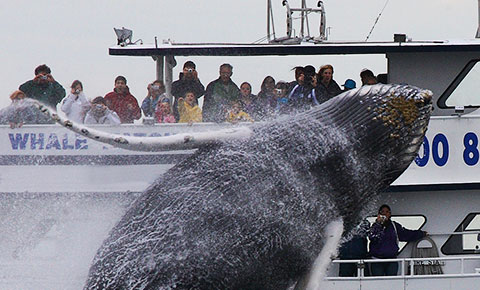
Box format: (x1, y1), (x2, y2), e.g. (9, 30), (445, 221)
(365, 0), (390, 42)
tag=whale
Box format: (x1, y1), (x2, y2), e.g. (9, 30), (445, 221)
(36, 84), (432, 289)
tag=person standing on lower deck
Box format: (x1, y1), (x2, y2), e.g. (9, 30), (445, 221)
(368, 204), (426, 276)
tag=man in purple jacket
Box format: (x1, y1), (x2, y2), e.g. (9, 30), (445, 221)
(368, 204), (426, 276)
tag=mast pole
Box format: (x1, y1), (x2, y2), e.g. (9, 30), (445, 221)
(300, 0), (306, 38)
(155, 56), (164, 84)
(267, 0), (271, 42)
(477, 0), (480, 38)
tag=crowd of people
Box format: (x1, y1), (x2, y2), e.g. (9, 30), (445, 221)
(2, 62), (384, 128)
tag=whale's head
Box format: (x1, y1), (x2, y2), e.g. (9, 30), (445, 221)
(302, 84), (432, 224)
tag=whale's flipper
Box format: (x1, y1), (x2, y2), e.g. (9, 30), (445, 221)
(33, 101), (252, 152)
(294, 218), (344, 290)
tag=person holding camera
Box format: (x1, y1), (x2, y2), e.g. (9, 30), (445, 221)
(284, 66), (319, 114)
(84, 97), (121, 125)
(141, 80), (167, 118)
(368, 204), (426, 276)
(171, 61), (205, 122)
(60, 80), (91, 123)
(19, 64), (66, 110)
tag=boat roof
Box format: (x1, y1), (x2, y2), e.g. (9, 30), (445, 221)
(110, 39), (480, 57)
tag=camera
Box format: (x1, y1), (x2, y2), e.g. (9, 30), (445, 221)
(75, 89), (81, 94)
(40, 75), (48, 80)
(187, 68), (193, 73)
(379, 215), (387, 223)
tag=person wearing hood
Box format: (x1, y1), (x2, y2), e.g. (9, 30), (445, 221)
(104, 75), (141, 123)
(178, 91), (202, 124)
(19, 64), (66, 110)
(60, 80), (90, 123)
(84, 96), (121, 125)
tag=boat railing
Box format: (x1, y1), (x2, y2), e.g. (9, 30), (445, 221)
(326, 256), (480, 280)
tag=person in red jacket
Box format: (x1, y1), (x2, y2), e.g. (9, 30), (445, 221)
(104, 76), (141, 123)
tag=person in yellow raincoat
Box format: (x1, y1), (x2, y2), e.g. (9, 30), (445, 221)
(178, 91), (202, 124)
(226, 101), (254, 124)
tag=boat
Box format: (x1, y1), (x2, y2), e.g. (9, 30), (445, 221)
(2, 1), (480, 289)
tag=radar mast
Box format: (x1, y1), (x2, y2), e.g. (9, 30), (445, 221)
(267, 0), (327, 44)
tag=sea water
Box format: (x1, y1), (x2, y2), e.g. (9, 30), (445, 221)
(0, 192), (138, 289)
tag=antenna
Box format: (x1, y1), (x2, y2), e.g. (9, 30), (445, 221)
(365, 0), (390, 42)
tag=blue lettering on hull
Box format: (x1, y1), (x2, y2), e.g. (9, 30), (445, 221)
(8, 133), (89, 150)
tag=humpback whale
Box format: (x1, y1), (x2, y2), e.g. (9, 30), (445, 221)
(37, 84), (432, 289)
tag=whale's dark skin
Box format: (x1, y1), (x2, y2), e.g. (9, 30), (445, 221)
(84, 84), (432, 289)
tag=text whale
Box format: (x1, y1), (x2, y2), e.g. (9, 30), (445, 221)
(37, 84), (432, 289)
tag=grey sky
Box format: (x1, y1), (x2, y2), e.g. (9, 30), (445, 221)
(0, 0), (476, 109)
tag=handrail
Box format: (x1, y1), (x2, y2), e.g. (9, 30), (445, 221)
(327, 256), (480, 279)
(426, 231), (480, 236)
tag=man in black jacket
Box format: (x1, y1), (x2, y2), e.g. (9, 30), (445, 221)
(171, 61), (205, 122)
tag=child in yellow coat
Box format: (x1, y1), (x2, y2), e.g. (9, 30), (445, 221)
(178, 91), (202, 124)
(226, 101), (254, 124)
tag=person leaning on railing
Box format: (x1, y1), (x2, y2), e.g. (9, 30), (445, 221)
(368, 204), (427, 276)
(177, 91), (202, 125)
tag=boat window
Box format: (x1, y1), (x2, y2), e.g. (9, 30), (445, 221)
(366, 215), (426, 253)
(442, 212), (480, 255)
(438, 60), (480, 108)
